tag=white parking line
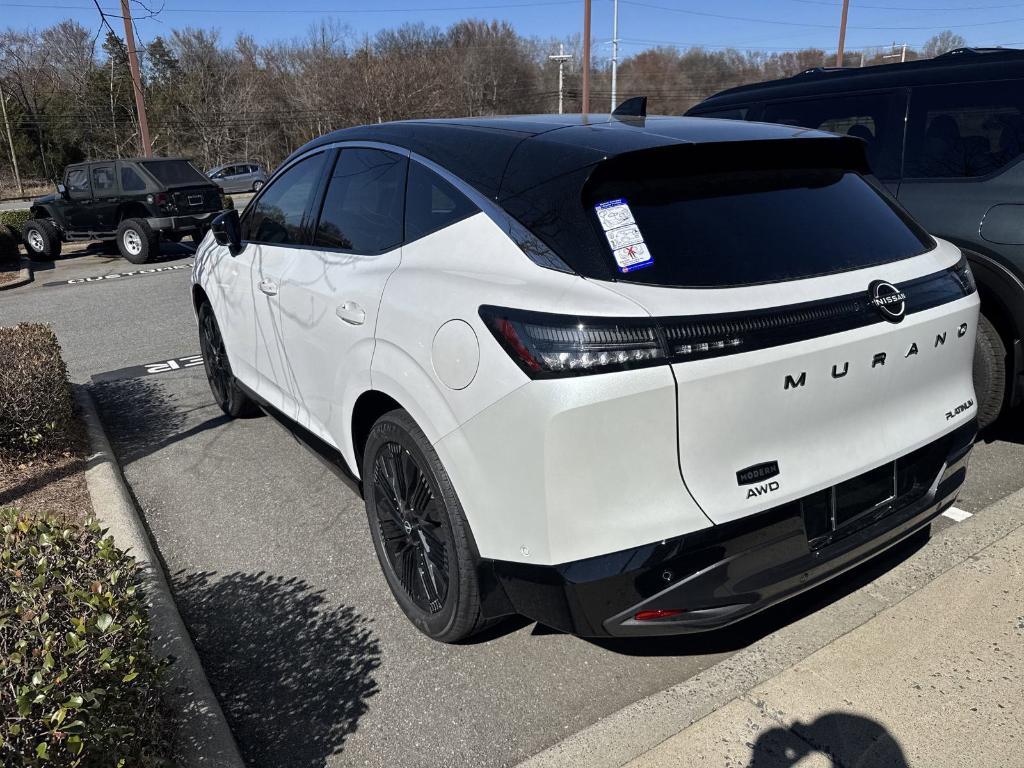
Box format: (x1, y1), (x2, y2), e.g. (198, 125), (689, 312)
(942, 506), (973, 522)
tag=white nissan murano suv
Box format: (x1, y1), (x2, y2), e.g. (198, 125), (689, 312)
(192, 114), (979, 642)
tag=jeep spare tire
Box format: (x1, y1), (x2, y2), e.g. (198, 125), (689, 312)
(22, 219), (62, 261)
(116, 218), (159, 264)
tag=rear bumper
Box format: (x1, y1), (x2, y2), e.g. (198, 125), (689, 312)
(479, 421), (975, 638)
(146, 211), (219, 232)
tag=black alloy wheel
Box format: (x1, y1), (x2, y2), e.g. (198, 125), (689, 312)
(197, 303), (256, 417)
(372, 441), (453, 615)
(362, 410), (491, 642)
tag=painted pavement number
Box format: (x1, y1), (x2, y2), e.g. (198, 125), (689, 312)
(91, 354), (204, 383)
(44, 262), (193, 287)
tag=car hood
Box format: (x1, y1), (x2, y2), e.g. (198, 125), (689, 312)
(33, 192), (60, 204)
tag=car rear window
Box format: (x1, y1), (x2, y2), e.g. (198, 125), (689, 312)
(140, 160), (209, 186)
(580, 142), (932, 287)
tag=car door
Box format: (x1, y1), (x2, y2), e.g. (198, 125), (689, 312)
(89, 164), (120, 231)
(275, 145), (409, 445)
(235, 165), (254, 192)
(897, 79), (1024, 245)
(213, 151), (330, 411)
(63, 166), (95, 231)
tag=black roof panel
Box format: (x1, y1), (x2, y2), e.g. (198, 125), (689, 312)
(293, 115), (837, 199)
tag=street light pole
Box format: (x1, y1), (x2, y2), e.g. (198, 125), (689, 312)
(582, 0), (591, 114)
(120, 0), (152, 156)
(610, 0), (619, 112)
(836, 0), (850, 67)
(549, 45), (572, 115)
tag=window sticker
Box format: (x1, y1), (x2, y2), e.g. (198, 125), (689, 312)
(613, 242), (653, 273)
(595, 198), (654, 273)
(595, 198), (636, 231)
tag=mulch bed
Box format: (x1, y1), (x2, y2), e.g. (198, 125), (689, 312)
(0, 264), (22, 287)
(0, 415), (92, 524)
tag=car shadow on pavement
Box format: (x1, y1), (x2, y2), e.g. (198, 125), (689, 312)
(981, 411), (1024, 446)
(172, 570), (381, 768)
(90, 376), (248, 466)
(577, 528), (929, 657)
(747, 711), (909, 767)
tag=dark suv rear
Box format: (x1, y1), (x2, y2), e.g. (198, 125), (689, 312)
(23, 157), (224, 264)
(687, 48), (1024, 429)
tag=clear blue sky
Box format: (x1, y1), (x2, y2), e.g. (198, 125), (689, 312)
(7, 0), (1024, 54)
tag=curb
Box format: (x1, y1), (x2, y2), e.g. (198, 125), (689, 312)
(517, 487), (1024, 768)
(0, 257), (32, 291)
(74, 386), (247, 768)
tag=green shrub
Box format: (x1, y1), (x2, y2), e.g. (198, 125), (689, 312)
(0, 324), (76, 463)
(0, 510), (172, 766)
(0, 224), (20, 266)
(0, 209), (31, 234)
(0, 211), (29, 267)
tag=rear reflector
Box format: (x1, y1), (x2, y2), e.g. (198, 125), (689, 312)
(634, 609), (685, 621)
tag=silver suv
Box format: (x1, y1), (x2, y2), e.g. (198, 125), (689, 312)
(206, 162), (269, 193)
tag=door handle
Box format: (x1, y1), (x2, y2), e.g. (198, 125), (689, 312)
(336, 301), (366, 325)
(258, 278), (278, 296)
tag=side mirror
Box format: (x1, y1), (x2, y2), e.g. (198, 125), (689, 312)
(211, 209), (243, 256)
(57, 183), (68, 198)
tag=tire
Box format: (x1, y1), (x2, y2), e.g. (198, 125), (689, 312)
(362, 409), (490, 642)
(22, 219), (62, 261)
(252, 180), (264, 192)
(973, 312), (1006, 431)
(116, 218), (159, 264)
(197, 302), (259, 418)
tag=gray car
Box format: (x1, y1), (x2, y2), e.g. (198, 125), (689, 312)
(206, 162), (269, 193)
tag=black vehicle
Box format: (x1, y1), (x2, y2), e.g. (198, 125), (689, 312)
(687, 47), (1024, 429)
(22, 157), (225, 264)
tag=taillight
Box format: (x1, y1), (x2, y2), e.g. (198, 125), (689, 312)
(480, 306), (665, 378)
(953, 253), (977, 294)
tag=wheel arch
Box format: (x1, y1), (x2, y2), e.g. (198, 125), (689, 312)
(350, 390), (405, 479)
(118, 201), (150, 221)
(29, 205), (56, 223)
(960, 245), (1024, 407)
(191, 284), (210, 315)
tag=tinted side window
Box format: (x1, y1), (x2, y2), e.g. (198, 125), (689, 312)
(66, 168), (90, 200)
(121, 165), (147, 192)
(91, 165), (116, 196)
(905, 80), (1024, 179)
(314, 148), (407, 253)
(405, 161), (478, 242)
(243, 153), (326, 244)
(762, 92), (903, 179)
(693, 106), (749, 120)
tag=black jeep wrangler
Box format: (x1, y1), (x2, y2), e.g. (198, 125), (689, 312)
(22, 157), (225, 264)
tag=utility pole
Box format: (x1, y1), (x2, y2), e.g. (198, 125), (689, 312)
(549, 45), (572, 115)
(120, 0), (152, 156)
(836, 0), (850, 67)
(882, 42), (908, 63)
(582, 0), (591, 115)
(0, 86), (24, 198)
(610, 0), (619, 112)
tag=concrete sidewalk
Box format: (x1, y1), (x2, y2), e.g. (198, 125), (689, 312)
(627, 514), (1024, 767)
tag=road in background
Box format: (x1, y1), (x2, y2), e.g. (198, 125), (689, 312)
(2, 251), (1022, 767)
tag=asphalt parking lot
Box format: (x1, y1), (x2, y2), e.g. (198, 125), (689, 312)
(2, 248), (1023, 767)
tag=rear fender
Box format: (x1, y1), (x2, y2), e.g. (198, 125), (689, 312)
(960, 246), (1024, 406)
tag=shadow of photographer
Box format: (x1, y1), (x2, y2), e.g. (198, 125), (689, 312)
(748, 711), (908, 768)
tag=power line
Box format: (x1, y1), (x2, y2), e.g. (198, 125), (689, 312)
(7, 0), (579, 13)
(619, 0), (1024, 30)
(786, 0), (1024, 10)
